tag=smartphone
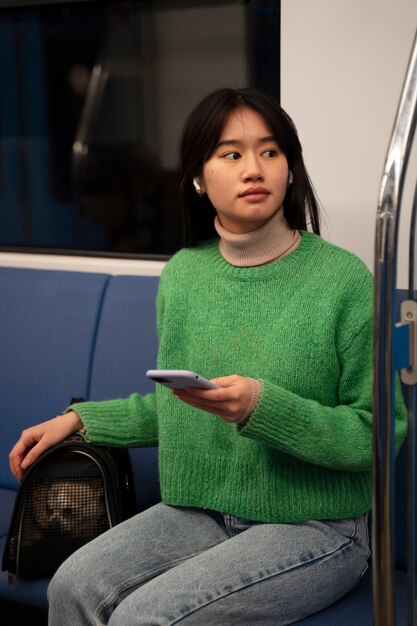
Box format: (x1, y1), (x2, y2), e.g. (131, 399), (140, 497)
(146, 369), (220, 390)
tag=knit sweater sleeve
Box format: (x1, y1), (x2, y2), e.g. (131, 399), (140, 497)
(69, 392), (158, 447)
(239, 316), (407, 472)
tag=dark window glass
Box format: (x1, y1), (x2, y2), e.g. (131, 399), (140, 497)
(0, 0), (280, 257)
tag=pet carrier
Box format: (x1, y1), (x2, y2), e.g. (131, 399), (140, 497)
(2, 435), (135, 578)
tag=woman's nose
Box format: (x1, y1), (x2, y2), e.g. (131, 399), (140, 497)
(241, 154), (263, 181)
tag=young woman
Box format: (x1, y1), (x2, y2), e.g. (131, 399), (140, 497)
(9, 87), (406, 625)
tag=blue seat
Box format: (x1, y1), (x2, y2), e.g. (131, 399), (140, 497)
(0, 267), (110, 491)
(0, 267), (110, 608)
(294, 568), (409, 625)
(88, 274), (161, 511)
(0, 269), (162, 609)
(0, 269), (414, 621)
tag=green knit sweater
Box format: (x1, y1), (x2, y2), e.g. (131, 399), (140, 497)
(72, 231), (407, 523)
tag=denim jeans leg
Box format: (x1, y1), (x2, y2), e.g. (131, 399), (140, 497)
(47, 503), (230, 626)
(107, 514), (369, 626)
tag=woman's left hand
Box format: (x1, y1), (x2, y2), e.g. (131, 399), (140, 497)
(173, 375), (254, 424)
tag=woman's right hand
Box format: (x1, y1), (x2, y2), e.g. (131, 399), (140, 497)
(9, 411), (84, 481)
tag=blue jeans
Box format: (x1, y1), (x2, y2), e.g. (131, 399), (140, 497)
(47, 503), (370, 625)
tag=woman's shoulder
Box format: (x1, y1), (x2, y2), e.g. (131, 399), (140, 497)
(301, 233), (374, 341)
(161, 239), (219, 276)
(301, 231), (373, 284)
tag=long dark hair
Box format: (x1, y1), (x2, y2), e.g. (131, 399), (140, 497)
(178, 87), (321, 245)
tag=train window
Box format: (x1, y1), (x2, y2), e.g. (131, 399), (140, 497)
(0, 0), (280, 258)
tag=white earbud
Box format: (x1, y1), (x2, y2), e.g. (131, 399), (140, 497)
(193, 177), (204, 195)
(288, 171), (294, 186)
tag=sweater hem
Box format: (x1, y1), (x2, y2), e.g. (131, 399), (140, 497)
(159, 448), (371, 524)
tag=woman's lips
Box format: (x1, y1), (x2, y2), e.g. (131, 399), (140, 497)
(239, 187), (270, 200)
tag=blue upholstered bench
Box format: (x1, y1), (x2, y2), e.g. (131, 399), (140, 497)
(0, 267), (160, 609)
(0, 266), (413, 622)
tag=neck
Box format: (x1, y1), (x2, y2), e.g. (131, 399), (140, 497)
(214, 208), (301, 267)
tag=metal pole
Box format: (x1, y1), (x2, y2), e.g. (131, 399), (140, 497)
(406, 180), (417, 626)
(373, 30), (417, 626)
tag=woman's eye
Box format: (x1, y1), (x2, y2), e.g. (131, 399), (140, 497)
(224, 152), (240, 160)
(262, 149), (278, 158)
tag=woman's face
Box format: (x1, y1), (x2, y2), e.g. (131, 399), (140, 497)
(200, 107), (290, 234)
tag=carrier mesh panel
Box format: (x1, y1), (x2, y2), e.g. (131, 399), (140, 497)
(21, 476), (110, 540)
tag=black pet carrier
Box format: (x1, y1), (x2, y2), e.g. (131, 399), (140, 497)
(2, 435), (136, 579)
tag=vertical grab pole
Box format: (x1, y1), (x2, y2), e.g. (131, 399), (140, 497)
(406, 181), (417, 626)
(373, 30), (417, 626)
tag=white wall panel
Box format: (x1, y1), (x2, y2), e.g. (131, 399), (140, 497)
(281, 0), (417, 286)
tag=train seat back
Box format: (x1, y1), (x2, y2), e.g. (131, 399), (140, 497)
(87, 274), (161, 512)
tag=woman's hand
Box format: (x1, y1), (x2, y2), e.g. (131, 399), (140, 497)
(9, 411), (84, 481)
(173, 375), (255, 424)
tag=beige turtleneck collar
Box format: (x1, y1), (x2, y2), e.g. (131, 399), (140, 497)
(214, 207), (301, 267)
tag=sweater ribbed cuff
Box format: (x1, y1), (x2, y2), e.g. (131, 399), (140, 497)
(238, 378), (263, 424)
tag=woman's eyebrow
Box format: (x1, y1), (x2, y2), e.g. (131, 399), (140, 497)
(215, 135), (278, 149)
